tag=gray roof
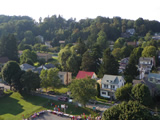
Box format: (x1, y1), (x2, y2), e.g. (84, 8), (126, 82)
(33, 67), (43, 74)
(20, 63), (35, 70)
(139, 57), (153, 62)
(101, 75), (123, 84)
(44, 63), (55, 69)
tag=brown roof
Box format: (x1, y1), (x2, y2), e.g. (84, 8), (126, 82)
(0, 57), (9, 63)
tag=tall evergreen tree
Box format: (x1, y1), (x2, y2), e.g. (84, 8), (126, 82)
(81, 50), (95, 71)
(98, 48), (119, 77)
(0, 34), (18, 61)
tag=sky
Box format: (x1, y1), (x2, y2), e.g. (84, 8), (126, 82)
(0, 0), (160, 22)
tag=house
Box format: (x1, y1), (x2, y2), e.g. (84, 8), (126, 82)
(58, 72), (72, 85)
(121, 28), (135, 38)
(76, 71), (97, 80)
(126, 28), (135, 35)
(20, 63), (35, 71)
(139, 57), (155, 79)
(133, 78), (156, 96)
(119, 57), (129, 73)
(38, 63), (55, 70)
(0, 57), (9, 71)
(148, 73), (160, 84)
(45, 41), (52, 48)
(100, 75), (125, 99)
(37, 53), (52, 61)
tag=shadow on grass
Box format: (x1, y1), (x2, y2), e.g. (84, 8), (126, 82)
(0, 93), (24, 115)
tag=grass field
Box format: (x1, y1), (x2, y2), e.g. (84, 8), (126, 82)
(0, 91), (98, 120)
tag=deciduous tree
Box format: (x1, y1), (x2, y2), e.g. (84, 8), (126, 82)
(132, 83), (152, 106)
(115, 83), (132, 101)
(1, 61), (21, 90)
(102, 101), (157, 120)
(20, 70), (40, 92)
(69, 78), (97, 106)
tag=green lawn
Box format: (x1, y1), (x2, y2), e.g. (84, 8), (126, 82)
(0, 91), (98, 120)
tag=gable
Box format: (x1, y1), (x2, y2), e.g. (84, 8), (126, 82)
(101, 75), (124, 84)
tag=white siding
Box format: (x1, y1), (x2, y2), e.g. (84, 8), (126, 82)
(100, 90), (110, 98)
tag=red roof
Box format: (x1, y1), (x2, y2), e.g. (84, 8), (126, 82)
(76, 71), (95, 79)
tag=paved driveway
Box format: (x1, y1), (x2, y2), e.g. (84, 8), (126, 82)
(0, 83), (10, 90)
(32, 112), (70, 120)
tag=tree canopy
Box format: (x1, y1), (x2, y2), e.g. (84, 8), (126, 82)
(102, 101), (158, 120)
(69, 78), (97, 106)
(1, 61), (21, 90)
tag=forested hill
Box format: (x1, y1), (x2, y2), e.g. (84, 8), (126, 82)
(0, 15), (160, 47)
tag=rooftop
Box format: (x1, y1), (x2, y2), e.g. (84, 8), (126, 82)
(76, 71), (95, 79)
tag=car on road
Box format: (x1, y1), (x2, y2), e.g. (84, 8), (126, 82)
(58, 96), (68, 102)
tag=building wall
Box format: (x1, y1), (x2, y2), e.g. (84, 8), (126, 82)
(100, 90), (110, 98)
(58, 72), (72, 85)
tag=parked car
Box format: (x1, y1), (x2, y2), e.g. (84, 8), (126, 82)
(58, 96), (68, 102)
(47, 91), (55, 95)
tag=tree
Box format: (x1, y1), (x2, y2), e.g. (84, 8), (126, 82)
(132, 83), (152, 106)
(124, 62), (139, 79)
(98, 48), (119, 77)
(58, 45), (72, 71)
(96, 30), (108, 50)
(40, 68), (61, 91)
(71, 38), (87, 56)
(80, 50), (95, 71)
(1, 61), (21, 90)
(40, 69), (49, 91)
(142, 46), (156, 57)
(102, 101), (157, 120)
(115, 83), (132, 101)
(113, 37), (125, 48)
(66, 54), (81, 75)
(20, 49), (37, 65)
(0, 34), (18, 61)
(47, 68), (61, 90)
(121, 45), (133, 58)
(69, 78), (97, 106)
(20, 70), (40, 92)
(112, 48), (122, 60)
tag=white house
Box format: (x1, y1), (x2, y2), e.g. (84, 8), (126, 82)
(100, 75), (125, 100)
(139, 57), (155, 79)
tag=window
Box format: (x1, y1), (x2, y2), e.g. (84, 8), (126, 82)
(111, 85), (115, 89)
(104, 84), (108, 88)
(102, 92), (106, 95)
(106, 80), (109, 82)
(60, 75), (63, 78)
